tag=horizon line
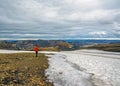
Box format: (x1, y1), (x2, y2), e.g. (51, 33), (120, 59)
(0, 38), (120, 40)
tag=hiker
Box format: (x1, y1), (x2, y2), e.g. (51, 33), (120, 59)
(34, 45), (39, 57)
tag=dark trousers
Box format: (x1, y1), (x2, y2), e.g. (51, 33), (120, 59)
(35, 51), (38, 57)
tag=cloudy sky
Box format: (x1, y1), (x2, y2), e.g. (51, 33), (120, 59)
(0, 0), (120, 40)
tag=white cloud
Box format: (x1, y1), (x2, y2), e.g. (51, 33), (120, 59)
(63, 9), (120, 23)
(0, 0), (120, 39)
(63, 0), (101, 10)
(89, 31), (107, 35)
(18, 0), (59, 21)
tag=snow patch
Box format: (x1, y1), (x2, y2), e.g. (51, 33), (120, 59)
(45, 50), (120, 86)
(46, 54), (95, 86)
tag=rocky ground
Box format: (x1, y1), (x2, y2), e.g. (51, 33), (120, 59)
(0, 53), (53, 86)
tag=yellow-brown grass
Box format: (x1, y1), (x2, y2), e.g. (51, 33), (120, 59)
(0, 53), (53, 86)
(41, 47), (59, 51)
(82, 43), (120, 52)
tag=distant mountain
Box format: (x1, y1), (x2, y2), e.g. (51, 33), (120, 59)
(64, 40), (120, 46)
(0, 39), (120, 51)
(0, 40), (73, 51)
(65, 39), (120, 43)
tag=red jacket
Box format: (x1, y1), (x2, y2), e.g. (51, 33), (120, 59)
(34, 46), (39, 51)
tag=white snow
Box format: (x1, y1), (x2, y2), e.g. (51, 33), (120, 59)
(0, 49), (58, 54)
(0, 49), (33, 53)
(45, 50), (120, 86)
(0, 49), (120, 86)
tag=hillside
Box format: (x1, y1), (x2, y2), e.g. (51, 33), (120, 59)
(81, 43), (120, 52)
(0, 40), (74, 51)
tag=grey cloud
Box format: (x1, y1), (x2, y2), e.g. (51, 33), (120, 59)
(101, 0), (120, 9)
(0, 0), (120, 40)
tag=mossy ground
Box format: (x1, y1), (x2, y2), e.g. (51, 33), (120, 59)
(0, 53), (53, 86)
